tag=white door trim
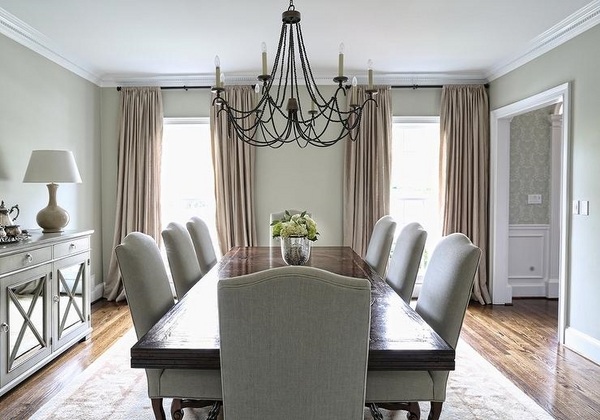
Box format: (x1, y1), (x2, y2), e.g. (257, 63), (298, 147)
(490, 83), (571, 344)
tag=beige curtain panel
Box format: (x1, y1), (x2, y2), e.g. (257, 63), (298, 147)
(343, 86), (392, 257)
(210, 86), (257, 255)
(104, 87), (164, 302)
(440, 84), (491, 304)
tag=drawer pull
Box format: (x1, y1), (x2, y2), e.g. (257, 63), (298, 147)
(1, 323), (8, 333)
(69, 243), (77, 251)
(24, 253), (33, 263)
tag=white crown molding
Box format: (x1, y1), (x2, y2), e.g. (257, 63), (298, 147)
(0, 8), (102, 85)
(486, 0), (600, 81)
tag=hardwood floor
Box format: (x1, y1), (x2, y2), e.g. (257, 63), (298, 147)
(461, 299), (600, 420)
(1, 298), (599, 419)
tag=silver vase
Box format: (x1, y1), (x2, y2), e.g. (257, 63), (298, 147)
(280, 236), (311, 265)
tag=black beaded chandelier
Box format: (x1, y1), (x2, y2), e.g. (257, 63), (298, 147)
(211, 0), (377, 148)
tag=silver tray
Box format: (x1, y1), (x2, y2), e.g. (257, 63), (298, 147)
(0, 232), (31, 244)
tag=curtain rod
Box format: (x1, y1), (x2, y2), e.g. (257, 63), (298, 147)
(116, 83), (489, 91)
(391, 84), (489, 89)
(116, 86), (211, 91)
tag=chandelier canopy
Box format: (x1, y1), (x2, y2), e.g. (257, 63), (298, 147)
(211, 0), (377, 148)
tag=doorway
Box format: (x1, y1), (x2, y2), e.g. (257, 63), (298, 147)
(490, 83), (570, 343)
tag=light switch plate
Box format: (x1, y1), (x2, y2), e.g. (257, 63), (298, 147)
(528, 194), (542, 204)
(581, 200), (589, 216)
(573, 200), (580, 215)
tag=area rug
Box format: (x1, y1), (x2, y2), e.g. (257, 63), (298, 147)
(30, 329), (553, 419)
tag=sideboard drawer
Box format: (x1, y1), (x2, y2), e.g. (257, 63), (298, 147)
(53, 237), (90, 259)
(0, 247), (52, 276)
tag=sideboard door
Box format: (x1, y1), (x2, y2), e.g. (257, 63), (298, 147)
(51, 253), (90, 351)
(0, 264), (52, 387)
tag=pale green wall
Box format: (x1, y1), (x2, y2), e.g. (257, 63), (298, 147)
(509, 105), (553, 224)
(490, 24), (600, 342)
(0, 34), (103, 291)
(392, 87), (441, 116)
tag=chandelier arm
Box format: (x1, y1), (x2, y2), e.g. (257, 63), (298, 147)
(224, 113), (260, 144)
(293, 111), (349, 147)
(262, 99), (295, 142)
(226, 111), (262, 135)
(308, 121), (349, 147)
(232, 116), (284, 147)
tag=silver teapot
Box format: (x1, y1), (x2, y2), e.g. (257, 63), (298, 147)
(0, 201), (19, 227)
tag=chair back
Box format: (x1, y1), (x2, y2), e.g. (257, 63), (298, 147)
(186, 216), (217, 276)
(416, 233), (481, 349)
(218, 266), (371, 420)
(364, 215), (397, 277)
(115, 232), (175, 340)
(161, 222), (203, 299)
(386, 222), (427, 303)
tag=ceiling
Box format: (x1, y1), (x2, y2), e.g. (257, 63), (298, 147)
(0, 0), (599, 87)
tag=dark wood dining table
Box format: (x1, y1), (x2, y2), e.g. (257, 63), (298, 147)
(131, 246), (454, 371)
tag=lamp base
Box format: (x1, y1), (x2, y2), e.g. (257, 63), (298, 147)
(37, 183), (70, 233)
(37, 205), (70, 233)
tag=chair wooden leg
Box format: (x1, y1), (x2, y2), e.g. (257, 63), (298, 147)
(406, 402), (420, 420)
(427, 401), (443, 420)
(151, 398), (166, 420)
(171, 398), (184, 420)
(371, 402), (420, 420)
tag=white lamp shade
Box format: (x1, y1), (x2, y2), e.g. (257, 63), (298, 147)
(23, 150), (82, 183)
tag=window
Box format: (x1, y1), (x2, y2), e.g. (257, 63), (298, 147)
(390, 117), (442, 278)
(160, 118), (219, 254)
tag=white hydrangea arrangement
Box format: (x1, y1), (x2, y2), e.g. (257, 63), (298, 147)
(271, 210), (319, 241)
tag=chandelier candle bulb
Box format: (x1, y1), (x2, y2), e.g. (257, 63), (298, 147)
(368, 59), (373, 89)
(338, 43), (345, 77)
(214, 55), (221, 88)
(351, 76), (358, 106)
(261, 42), (268, 75)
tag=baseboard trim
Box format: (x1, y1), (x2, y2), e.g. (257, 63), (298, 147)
(509, 283), (546, 297)
(546, 278), (559, 298)
(564, 326), (600, 366)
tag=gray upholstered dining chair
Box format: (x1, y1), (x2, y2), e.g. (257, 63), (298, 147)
(386, 222), (428, 303)
(115, 232), (222, 420)
(366, 233), (481, 420)
(364, 215), (397, 278)
(218, 266), (372, 420)
(186, 216), (218, 276)
(161, 221), (203, 299)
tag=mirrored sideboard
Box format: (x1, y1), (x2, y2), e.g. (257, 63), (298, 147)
(0, 230), (93, 396)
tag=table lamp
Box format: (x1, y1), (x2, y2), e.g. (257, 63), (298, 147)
(23, 150), (82, 233)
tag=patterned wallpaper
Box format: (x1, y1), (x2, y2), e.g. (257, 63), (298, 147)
(509, 105), (555, 224)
